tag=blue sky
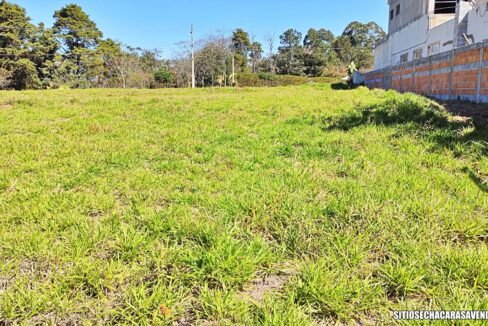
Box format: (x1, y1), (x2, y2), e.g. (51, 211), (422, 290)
(12, 0), (388, 58)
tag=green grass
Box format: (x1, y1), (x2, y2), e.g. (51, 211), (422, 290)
(0, 85), (487, 324)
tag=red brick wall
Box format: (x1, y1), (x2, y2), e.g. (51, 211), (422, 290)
(364, 42), (488, 103)
(482, 68), (488, 96)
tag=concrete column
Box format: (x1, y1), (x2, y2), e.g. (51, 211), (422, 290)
(399, 66), (403, 93)
(448, 50), (455, 100)
(412, 61), (416, 92)
(476, 47), (484, 103)
(428, 57), (432, 97)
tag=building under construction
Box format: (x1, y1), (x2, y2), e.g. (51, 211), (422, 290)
(364, 0), (488, 103)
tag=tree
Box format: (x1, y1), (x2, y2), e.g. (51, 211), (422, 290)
(342, 21), (385, 49)
(195, 38), (230, 87)
(334, 21), (385, 70)
(0, 0), (37, 88)
(30, 23), (59, 87)
(279, 29), (302, 50)
(232, 28), (251, 71)
(171, 41), (192, 88)
(263, 32), (276, 73)
(303, 28), (334, 49)
(0, 0), (34, 59)
(53, 4), (103, 86)
(303, 28), (338, 77)
(94, 38), (124, 87)
(249, 41), (263, 73)
(53, 4), (102, 52)
(276, 29), (305, 76)
(101, 45), (160, 89)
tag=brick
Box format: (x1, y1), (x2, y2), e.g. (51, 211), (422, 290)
(455, 50), (481, 65)
(365, 45), (488, 100)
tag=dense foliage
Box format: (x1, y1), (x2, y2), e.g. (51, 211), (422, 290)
(0, 0), (385, 89)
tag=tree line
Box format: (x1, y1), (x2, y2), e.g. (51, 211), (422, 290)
(0, 0), (385, 90)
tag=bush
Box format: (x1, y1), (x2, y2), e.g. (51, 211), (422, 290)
(0, 67), (12, 89)
(154, 69), (174, 86)
(323, 93), (454, 131)
(257, 72), (277, 81)
(237, 73), (337, 87)
(11, 59), (41, 90)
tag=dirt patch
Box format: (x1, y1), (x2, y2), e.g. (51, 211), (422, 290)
(168, 301), (198, 326)
(239, 270), (295, 303)
(0, 276), (13, 293)
(440, 101), (488, 127)
(174, 314), (197, 326)
(18, 259), (67, 282)
(88, 208), (104, 220)
(155, 198), (172, 213)
(0, 104), (12, 110)
(19, 259), (38, 275)
(28, 312), (83, 326)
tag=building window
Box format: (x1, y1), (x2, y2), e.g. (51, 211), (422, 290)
(413, 49), (423, 60)
(396, 4), (401, 16)
(428, 42), (440, 56)
(390, 10), (394, 20)
(400, 53), (409, 63)
(434, 0), (456, 14)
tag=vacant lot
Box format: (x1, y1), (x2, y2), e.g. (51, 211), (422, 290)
(0, 85), (487, 324)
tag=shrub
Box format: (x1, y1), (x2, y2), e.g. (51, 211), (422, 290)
(0, 67), (12, 89)
(11, 59), (41, 90)
(154, 69), (174, 86)
(324, 93), (454, 130)
(237, 73), (337, 87)
(257, 72), (277, 81)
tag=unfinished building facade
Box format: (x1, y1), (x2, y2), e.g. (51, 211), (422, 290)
(374, 0), (488, 69)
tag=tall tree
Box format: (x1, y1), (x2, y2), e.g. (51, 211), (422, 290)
(279, 29), (302, 50)
(249, 41), (263, 73)
(334, 21), (385, 70)
(30, 23), (59, 87)
(276, 29), (305, 76)
(303, 28), (334, 49)
(53, 4), (102, 52)
(0, 0), (33, 58)
(0, 0), (41, 89)
(303, 28), (338, 77)
(53, 4), (103, 86)
(263, 32), (276, 73)
(195, 35), (231, 87)
(232, 28), (251, 71)
(93, 38), (124, 87)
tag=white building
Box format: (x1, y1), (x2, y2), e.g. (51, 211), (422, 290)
(374, 0), (488, 70)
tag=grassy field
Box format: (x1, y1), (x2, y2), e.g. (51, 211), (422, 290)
(0, 85), (487, 324)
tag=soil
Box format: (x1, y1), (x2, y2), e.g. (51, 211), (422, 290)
(439, 101), (488, 127)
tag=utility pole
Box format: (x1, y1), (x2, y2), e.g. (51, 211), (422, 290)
(191, 24), (195, 89)
(231, 54), (235, 86)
